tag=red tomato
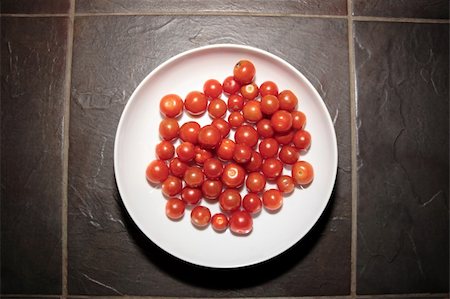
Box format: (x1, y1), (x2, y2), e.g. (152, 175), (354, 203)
(278, 145), (299, 165)
(146, 160), (169, 184)
(203, 158), (223, 179)
(197, 125), (221, 149)
(219, 189), (242, 212)
(169, 157), (188, 178)
(222, 76), (241, 95)
(181, 187), (202, 205)
(211, 118), (230, 138)
(261, 158), (283, 180)
(233, 143), (252, 164)
(292, 161), (314, 185)
(203, 79), (222, 99)
(183, 166), (204, 188)
(211, 213), (229, 231)
(233, 60), (255, 84)
(161, 175), (182, 197)
(179, 121), (200, 144)
(256, 119), (274, 138)
(274, 130), (295, 145)
(276, 175), (295, 194)
(228, 111), (245, 128)
(194, 146), (213, 165)
(234, 125), (258, 148)
(258, 138), (279, 159)
(245, 151), (263, 172)
(159, 118), (179, 141)
(240, 83), (259, 100)
(160, 94), (183, 118)
(293, 130), (311, 151)
(246, 172), (266, 193)
(191, 205), (211, 228)
(260, 95), (280, 115)
(262, 189), (283, 211)
(227, 94), (244, 111)
(165, 198), (185, 220)
(184, 91), (207, 116)
(292, 110), (306, 130)
(271, 110), (293, 133)
(216, 139), (236, 161)
(278, 90), (298, 111)
(259, 81), (279, 97)
(229, 210), (253, 235)
(201, 179), (223, 200)
(176, 142), (195, 162)
(155, 140), (175, 160)
(242, 100), (263, 123)
(243, 193), (262, 214)
(208, 98), (227, 119)
(221, 163), (246, 188)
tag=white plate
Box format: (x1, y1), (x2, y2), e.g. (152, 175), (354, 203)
(114, 44), (337, 268)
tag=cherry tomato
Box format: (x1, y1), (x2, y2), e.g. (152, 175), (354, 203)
(278, 90), (298, 111)
(184, 91), (207, 116)
(179, 121), (200, 144)
(242, 100), (263, 123)
(183, 166), (204, 188)
(256, 119), (274, 138)
(274, 130), (295, 145)
(201, 179), (223, 200)
(292, 161), (314, 185)
(203, 79), (222, 99)
(211, 213), (229, 231)
(222, 76), (241, 95)
(160, 94), (183, 118)
(262, 189), (283, 211)
(261, 158), (283, 180)
(227, 94), (244, 111)
(276, 175), (295, 194)
(278, 145), (299, 165)
(211, 118), (230, 138)
(271, 110), (293, 133)
(181, 187), (202, 205)
(260, 95), (280, 115)
(246, 172), (266, 193)
(198, 125), (221, 149)
(234, 125), (258, 148)
(165, 198), (185, 220)
(219, 189), (242, 212)
(203, 158), (223, 179)
(228, 111), (245, 128)
(243, 193), (262, 214)
(233, 143), (252, 164)
(155, 140), (175, 160)
(194, 146), (213, 165)
(169, 157), (188, 178)
(176, 142), (195, 162)
(259, 81), (279, 97)
(245, 151), (263, 172)
(293, 130), (311, 151)
(191, 205), (211, 228)
(258, 138), (279, 159)
(161, 175), (182, 197)
(216, 139), (236, 161)
(146, 160), (169, 184)
(291, 110), (306, 130)
(159, 118), (179, 141)
(229, 210), (253, 235)
(240, 82), (259, 100)
(221, 163), (246, 188)
(208, 98), (227, 119)
(233, 60), (255, 84)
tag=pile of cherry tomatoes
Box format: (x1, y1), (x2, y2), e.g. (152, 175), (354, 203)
(146, 60), (314, 235)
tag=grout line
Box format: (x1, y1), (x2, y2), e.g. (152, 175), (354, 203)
(61, 0), (75, 298)
(353, 15), (450, 24)
(0, 13), (69, 17)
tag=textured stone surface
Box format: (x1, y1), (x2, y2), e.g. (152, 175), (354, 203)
(1, 0), (70, 14)
(353, 0), (449, 19)
(355, 22), (449, 294)
(1, 17), (68, 294)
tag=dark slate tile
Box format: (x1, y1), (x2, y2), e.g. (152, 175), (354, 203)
(1, 17), (68, 294)
(68, 16), (351, 296)
(355, 22), (449, 294)
(353, 0), (449, 19)
(76, 0), (347, 15)
(1, 0), (70, 14)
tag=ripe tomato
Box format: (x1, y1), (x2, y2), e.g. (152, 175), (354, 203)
(233, 143), (252, 164)
(243, 193), (262, 214)
(211, 118), (230, 138)
(271, 110), (293, 133)
(203, 158), (223, 179)
(240, 83), (259, 100)
(176, 142), (195, 162)
(259, 81), (279, 97)
(146, 160), (169, 184)
(222, 76), (241, 95)
(256, 119), (274, 138)
(184, 91), (207, 116)
(203, 79), (222, 99)
(261, 158), (283, 180)
(228, 111), (245, 128)
(233, 60), (255, 84)
(291, 110), (306, 130)
(155, 140), (175, 160)
(191, 205), (211, 228)
(278, 145), (299, 165)
(219, 189), (242, 212)
(278, 90), (298, 111)
(160, 94), (183, 118)
(292, 161), (314, 185)
(165, 198), (185, 220)
(169, 157), (188, 178)
(208, 98), (227, 119)
(242, 100), (263, 123)
(181, 187), (202, 205)
(262, 189), (283, 211)
(211, 213), (229, 231)
(194, 146), (213, 165)
(197, 125), (221, 149)
(258, 137), (279, 159)
(245, 151), (263, 172)
(183, 166), (204, 188)
(221, 163), (246, 188)
(161, 175), (182, 197)
(293, 130), (311, 151)
(229, 210), (253, 235)
(159, 118), (179, 141)
(246, 172), (266, 193)
(274, 130), (295, 145)
(179, 121), (200, 144)
(234, 125), (258, 148)
(201, 179), (223, 200)
(276, 175), (295, 194)
(216, 139), (236, 161)
(227, 94), (244, 111)
(260, 95), (280, 115)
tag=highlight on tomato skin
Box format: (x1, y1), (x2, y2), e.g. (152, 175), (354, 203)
(165, 198), (185, 220)
(292, 161), (314, 185)
(146, 160), (169, 184)
(262, 189), (283, 211)
(191, 205), (211, 228)
(160, 94), (184, 118)
(211, 213), (229, 232)
(229, 210), (253, 235)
